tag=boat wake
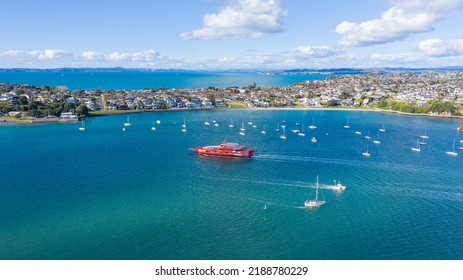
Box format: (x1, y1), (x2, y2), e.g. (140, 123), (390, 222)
(253, 153), (449, 174)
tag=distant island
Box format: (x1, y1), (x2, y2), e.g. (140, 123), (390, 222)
(1, 70), (463, 123)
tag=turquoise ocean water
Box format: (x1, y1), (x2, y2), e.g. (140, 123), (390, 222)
(1, 109), (463, 260)
(0, 71), (327, 90)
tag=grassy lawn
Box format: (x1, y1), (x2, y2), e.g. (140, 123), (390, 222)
(88, 110), (140, 116)
(227, 101), (247, 109)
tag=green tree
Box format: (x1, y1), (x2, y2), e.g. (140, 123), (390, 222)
(75, 104), (89, 117)
(327, 99), (338, 107)
(18, 96), (28, 105)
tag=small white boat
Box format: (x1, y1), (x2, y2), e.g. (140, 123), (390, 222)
(308, 118), (317, 129)
(151, 121), (156, 131)
(373, 131), (380, 144)
(204, 121), (210, 126)
(332, 180), (346, 191)
(214, 123), (219, 127)
(344, 120), (350, 129)
(365, 130), (371, 139)
(79, 120), (85, 131)
(298, 123), (305, 136)
(240, 122), (245, 132)
(379, 124), (386, 132)
(229, 119), (234, 128)
(362, 144), (370, 157)
(275, 122), (280, 132)
(280, 127), (287, 140)
(261, 125), (266, 134)
(124, 116), (131, 127)
(411, 139), (421, 152)
(446, 139), (458, 157)
(311, 137), (317, 143)
(355, 131), (362, 135)
(420, 128), (429, 139)
(156, 120), (161, 124)
(304, 175), (325, 208)
(181, 118), (187, 132)
(122, 127), (126, 131)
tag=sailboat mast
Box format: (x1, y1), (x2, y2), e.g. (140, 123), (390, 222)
(315, 176), (319, 201)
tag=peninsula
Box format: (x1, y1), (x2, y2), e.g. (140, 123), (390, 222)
(1, 71), (463, 123)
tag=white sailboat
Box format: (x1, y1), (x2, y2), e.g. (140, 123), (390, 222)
(308, 118), (317, 129)
(362, 144), (370, 157)
(411, 138), (421, 152)
(79, 120), (85, 131)
(124, 115), (131, 127)
(311, 136), (317, 143)
(298, 122), (305, 136)
(365, 130), (371, 139)
(181, 118), (187, 132)
(229, 119), (234, 128)
(304, 175), (325, 208)
(291, 122), (300, 133)
(373, 131), (380, 144)
(239, 121), (246, 136)
(261, 124), (266, 134)
(344, 120), (350, 129)
(420, 128), (429, 139)
(275, 122), (280, 132)
(151, 121), (156, 131)
(280, 126), (287, 140)
(379, 124), (386, 132)
(446, 139), (458, 157)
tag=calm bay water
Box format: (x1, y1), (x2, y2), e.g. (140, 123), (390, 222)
(0, 71), (327, 90)
(1, 109), (462, 259)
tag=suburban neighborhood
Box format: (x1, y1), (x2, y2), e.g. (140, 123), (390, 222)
(1, 71), (463, 122)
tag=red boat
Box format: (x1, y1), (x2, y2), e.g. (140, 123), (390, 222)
(192, 141), (254, 158)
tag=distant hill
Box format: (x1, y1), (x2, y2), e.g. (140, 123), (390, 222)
(0, 67), (463, 74)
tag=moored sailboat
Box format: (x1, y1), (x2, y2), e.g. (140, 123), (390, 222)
(280, 126), (287, 140)
(411, 138), (421, 152)
(446, 139), (458, 157)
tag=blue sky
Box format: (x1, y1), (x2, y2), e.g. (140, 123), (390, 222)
(1, 0), (463, 69)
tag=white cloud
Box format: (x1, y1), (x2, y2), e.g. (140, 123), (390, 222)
(37, 49), (70, 60)
(0, 49), (70, 59)
(290, 45), (342, 58)
(418, 38), (463, 57)
(335, 0), (461, 47)
(82, 51), (104, 60)
(179, 0), (287, 40)
(106, 50), (161, 62)
(370, 53), (423, 63)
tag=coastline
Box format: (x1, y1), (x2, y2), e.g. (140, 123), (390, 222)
(1, 106), (462, 126)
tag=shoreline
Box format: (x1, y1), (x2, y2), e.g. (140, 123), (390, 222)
(1, 107), (462, 125)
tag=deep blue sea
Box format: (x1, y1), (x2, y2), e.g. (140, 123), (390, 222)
(1, 109), (463, 260)
(0, 71), (327, 90)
